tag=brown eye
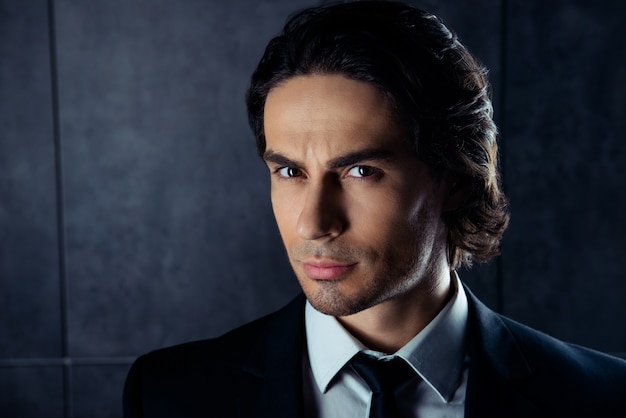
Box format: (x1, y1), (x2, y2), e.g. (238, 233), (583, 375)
(278, 167), (301, 178)
(348, 165), (376, 178)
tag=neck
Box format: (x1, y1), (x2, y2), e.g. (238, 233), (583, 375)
(337, 268), (454, 354)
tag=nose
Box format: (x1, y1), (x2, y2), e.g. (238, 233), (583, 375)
(296, 176), (345, 241)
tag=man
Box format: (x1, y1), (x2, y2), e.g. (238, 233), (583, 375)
(123, 2), (626, 417)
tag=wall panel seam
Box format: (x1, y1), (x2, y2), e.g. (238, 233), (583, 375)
(47, 0), (73, 416)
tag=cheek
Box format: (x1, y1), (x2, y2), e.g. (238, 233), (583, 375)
(393, 179), (445, 232)
(345, 193), (414, 252)
(271, 190), (299, 241)
(352, 185), (426, 228)
(351, 186), (442, 254)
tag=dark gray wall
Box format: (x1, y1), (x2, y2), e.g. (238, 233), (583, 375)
(1, 0), (624, 416)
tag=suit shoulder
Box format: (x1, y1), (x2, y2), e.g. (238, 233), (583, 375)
(131, 293), (306, 374)
(499, 314), (626, 399)
(123, 295), (306, 416)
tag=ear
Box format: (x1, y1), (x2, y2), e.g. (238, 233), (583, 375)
(443, 178), (471, 212)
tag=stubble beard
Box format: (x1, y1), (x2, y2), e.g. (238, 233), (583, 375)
(294, 245), (428, 317)
(288, 197), (447, 318)
(290, 221), (446, 317)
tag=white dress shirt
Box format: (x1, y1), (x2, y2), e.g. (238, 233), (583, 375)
(302, 272), (469, 418)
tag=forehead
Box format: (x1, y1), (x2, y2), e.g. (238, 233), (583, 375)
(263, 74), (408, 159)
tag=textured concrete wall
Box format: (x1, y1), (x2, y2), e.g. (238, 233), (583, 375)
(1, 0), (624, 416)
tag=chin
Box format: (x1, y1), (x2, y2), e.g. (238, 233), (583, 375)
(307, 297), (366, 317)
(302, 280), (383, 317)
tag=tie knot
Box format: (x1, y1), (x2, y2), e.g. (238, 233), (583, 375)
(350, 352), (416, 394)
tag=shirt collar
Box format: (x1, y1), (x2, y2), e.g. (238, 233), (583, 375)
(305, 271), (469, 402)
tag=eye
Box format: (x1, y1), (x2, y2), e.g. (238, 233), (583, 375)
(347, 165), (378, 178)
(277, 167), (302, 178)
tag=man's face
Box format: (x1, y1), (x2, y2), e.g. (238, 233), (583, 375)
(263, 74), (449, 317)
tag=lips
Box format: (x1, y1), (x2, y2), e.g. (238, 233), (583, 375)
(302, 260), (356, 280)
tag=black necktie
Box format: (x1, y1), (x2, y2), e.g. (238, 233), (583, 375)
(350, 352), (417, 418)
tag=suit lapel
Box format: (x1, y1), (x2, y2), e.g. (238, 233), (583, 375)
(236, 294), (307, 418)
(463, 287), (540, 418)
(231, 288), (544, 417)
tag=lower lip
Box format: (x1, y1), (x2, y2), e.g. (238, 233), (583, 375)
(302, 263), (355, 280)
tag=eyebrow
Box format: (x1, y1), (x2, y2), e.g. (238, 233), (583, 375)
(327, 149), (394, 169)
(263, 151), (301, 168)
(262, 149), (395, 169)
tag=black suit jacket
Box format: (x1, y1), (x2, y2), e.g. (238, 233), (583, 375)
(123, 288), (626, 417)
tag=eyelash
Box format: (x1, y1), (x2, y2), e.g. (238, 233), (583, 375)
(346, 165), (380, 179)
(273, 165), (381, 181)
(275, 167), (302, 179)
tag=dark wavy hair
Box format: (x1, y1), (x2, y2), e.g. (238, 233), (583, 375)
(246, 0), (509, 269)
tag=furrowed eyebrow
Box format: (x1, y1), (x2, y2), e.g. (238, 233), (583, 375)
(327, 149), (394, 169)
(262, 150), (302, 168)
(262, 148), (395, 170)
